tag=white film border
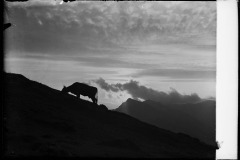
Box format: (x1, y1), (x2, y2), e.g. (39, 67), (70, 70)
(216, 1), (238, 159)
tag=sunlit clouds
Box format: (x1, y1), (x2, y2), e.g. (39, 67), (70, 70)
(93, 78), (202, 104)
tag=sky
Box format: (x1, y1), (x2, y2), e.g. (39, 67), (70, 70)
(4, 1), (216, 109)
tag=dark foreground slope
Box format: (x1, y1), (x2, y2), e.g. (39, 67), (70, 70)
(116, 98), (215, 146)
(3, 73), (216, 158)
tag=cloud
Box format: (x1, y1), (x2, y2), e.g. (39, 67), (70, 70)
(6, 1), (216, 54)
(94, 78), (201, 104)
(6, 0), (58, 6)
(94, 78), (119, 92)
(5, 3), (118, 54)
(132, 68), (216, 80)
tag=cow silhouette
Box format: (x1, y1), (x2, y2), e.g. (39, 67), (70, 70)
(62, 82), (98, 104)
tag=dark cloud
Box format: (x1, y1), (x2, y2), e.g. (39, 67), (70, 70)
(17, 53), (152, 70)
(94, 78), (201, 104)
(132, 68), (216, 80)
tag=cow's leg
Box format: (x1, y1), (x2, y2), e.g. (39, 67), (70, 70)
(91, 97), (95, 103)
(93, 98), (97, 104)
(95, 97), (98, 104)
(94, 98), (97, 104)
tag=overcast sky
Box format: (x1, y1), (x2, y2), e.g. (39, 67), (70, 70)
(4, 1), (216, 109)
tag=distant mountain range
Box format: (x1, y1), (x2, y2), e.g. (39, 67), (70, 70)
(3, 72), (216, 158)
(115, 98), (216, 146)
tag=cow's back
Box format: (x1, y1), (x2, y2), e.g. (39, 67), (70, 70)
(68, 82), (96, 97)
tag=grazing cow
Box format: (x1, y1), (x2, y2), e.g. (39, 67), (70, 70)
(62, 82), (98, 104)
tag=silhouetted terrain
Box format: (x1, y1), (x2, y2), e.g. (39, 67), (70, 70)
(3, 72), (216, 158)
(115, 98), (215, 146)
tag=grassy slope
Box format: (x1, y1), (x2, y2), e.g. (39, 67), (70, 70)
(3, 72), (216, 158)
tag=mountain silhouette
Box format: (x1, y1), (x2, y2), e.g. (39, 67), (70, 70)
(3, 72), (216, 158)
(115, 98), (216, 146)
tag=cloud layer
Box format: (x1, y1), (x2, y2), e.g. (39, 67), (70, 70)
(6, 1), (216, 53)
(132, 68), (216, 80)
(94, 78), (201, 104)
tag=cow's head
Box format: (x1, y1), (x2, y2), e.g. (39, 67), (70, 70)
(61, 86), (68, 93)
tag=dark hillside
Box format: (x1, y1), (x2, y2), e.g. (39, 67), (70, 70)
(3, 72), (216, 158)
(116, 98), (216, 146)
